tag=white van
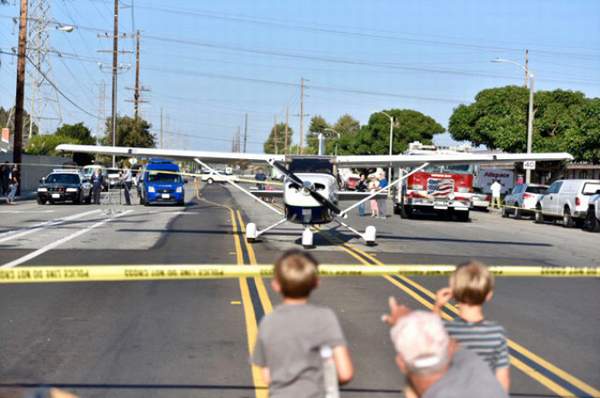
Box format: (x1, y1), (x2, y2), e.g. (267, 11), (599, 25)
(535, 179), (600, 227)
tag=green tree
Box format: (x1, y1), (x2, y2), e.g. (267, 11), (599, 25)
(339, 109), (444, 155)
(324, 114), (361, 155)
(25, 134), (80, 156)
(101, 115), (155, 148)
(448, 86), (600, 162)
(0, 106), (40, 145)
(264, 122), (292, 154)
(55, 122), (96, 145)
(305, 115), (330, 154)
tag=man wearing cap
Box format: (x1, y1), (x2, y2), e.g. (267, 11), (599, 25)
(384, 301), (507, 398)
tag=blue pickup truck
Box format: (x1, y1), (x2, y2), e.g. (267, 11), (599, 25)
(138, 159), (185, 206)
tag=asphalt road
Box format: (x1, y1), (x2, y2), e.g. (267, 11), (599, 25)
(0, 184), (598, 398)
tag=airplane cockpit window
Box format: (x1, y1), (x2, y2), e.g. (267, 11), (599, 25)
(289, 158), (334, 175)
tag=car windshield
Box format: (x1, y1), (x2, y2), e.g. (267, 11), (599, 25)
(147, 171), (182, 183)
(45, 174), (80, 184)
(582, 182), (600, 195)
(526, 186), (547, 194)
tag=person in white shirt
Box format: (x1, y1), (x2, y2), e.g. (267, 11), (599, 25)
(121, 167), (133, 205)
(490, 180), (502, 209)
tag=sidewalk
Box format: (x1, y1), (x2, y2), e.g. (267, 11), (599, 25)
(1, 190), (36, 204)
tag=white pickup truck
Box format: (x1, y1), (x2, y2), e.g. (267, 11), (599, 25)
(535, 179), (600, 227)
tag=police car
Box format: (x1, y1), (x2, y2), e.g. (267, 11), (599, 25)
(37, 169), (92, 204)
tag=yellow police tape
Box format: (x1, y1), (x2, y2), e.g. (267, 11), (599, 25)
(0, 265), (598, 283)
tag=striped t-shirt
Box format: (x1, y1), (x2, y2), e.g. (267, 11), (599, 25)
(444, 318), (509, 370)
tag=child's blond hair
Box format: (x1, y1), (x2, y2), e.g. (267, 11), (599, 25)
(274, 250), (319, 298)
(450, 261), (494, 305)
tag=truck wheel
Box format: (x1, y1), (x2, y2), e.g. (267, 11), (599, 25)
(583, 207), (600, 232)
(456, 211), (470, 222)
(562, 208), (575, 228)
(501, 206), (509, 218)
(534, 206), (544, 224)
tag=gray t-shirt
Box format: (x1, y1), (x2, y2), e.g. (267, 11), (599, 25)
(252, 303), (346, 398)
(423, 348), (508, 398)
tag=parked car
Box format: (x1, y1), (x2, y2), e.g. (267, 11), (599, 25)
(502, 183), (548, 218)
(534, 179), (600, 227)
(583, 193), (600, 232)
(467, 187), (490, 211)
(138, 159), (185, 206)
(37, 169), (92, 204)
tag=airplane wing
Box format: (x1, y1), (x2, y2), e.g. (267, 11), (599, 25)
(337, 191), (387, 200)
(56, 144), (285, 165)
(247, 189), (284, 198)
(335, 152), (573, 168)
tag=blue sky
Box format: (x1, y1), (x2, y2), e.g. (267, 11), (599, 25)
(1, 0), (599, 152)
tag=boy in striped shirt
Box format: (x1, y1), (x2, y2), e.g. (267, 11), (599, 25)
(433, 261), (510, 392)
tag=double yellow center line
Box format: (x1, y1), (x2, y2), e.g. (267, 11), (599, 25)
(314, 226), (599, 398)
(229, 207), (273, 398)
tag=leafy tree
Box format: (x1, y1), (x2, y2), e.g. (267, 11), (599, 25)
(338, 109), (444, 155)
(101, 115), (155, 148)
(55, 122), (96, 145)
(333, 114), (360, 137)
(25, 134), (80, 156)
(264, 122), (292, 154)
(448, 86), (600, 162)
(305, 115), (330, 154)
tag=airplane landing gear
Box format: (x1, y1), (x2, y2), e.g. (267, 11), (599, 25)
(364, 225), (377, 246)
(302, 226), (314, 248)
(246, 222), (257, 243)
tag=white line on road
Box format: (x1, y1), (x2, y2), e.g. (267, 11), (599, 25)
(0, 209), (101, 244)
(1, 210), (133, 268)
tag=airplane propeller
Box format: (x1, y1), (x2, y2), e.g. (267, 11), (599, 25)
(271, 161), (341, 214)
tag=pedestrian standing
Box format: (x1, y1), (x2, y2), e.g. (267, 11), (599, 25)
(121, 166), (133, 205)
(356, 174), (368, 216)
(91, 168), (104, 205)
(377, 171), (389, 219)
(0, 161), (10, 197)
(6, 173), (18, 205)
(369, 179), (380, 218)
(490, 180), (502, 209)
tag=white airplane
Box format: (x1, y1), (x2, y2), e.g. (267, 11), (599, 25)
(57, 144), (572, 247)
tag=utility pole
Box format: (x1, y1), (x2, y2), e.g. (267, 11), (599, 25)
(110, 0), (119, 167)
(524, 49), (529, 88)
(159, 107), (164, 149)
(284, 106), (289, 155)
(299, 77), (305, 154)
(13, 0), (29, 196)
(243, 113), (248, 153)
(133, 30), (140, 120)
(274, 115), (279, 155)
(236, 126), (241, 152)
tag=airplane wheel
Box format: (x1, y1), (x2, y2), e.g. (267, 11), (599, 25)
(302, 228), (314, 248)
(207, 178), (214, 185)
(364, 225), (376, 246)
(246, 222), (258, 243)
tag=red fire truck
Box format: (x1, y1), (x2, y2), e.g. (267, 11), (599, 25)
(395, 163), (475, 221)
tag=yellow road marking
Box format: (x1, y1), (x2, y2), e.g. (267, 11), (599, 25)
(205, 197), (266, 398)
(342, 239), (600, 398)
(231, 301), (242, 305)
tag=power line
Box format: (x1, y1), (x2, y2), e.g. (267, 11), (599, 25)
(0, 50), (101, 119)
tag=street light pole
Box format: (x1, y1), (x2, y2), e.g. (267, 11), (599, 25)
(380, 112), (394, 197)
(491, 58), (535, 183)
(526, 74), (535, 183)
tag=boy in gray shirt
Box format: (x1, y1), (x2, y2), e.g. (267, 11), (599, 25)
(252, 250), (354, 398)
